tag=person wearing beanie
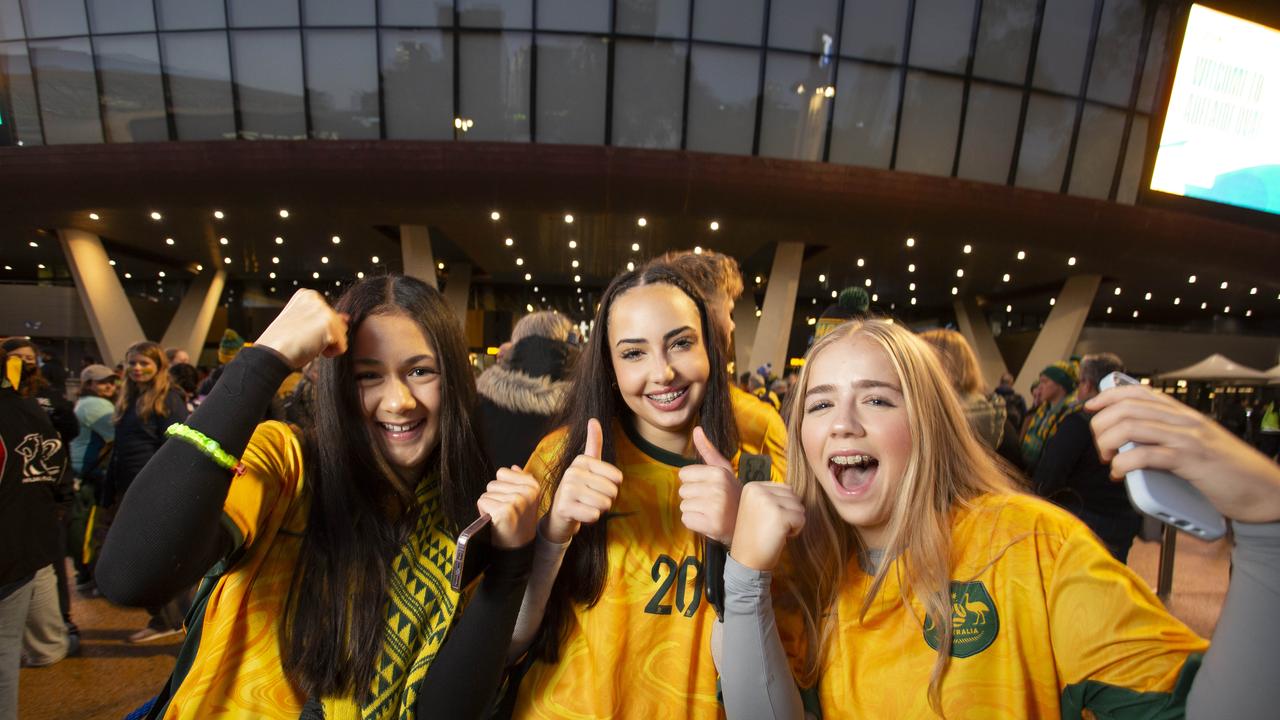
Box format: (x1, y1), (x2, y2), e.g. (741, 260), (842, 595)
(197, 330), (248, 400)
(1019, 360), (1080, 472)
(814, 287), (870, 340)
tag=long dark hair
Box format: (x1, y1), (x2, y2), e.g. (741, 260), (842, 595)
(529, 263), (739, 662)
(281, 275), (491, 701)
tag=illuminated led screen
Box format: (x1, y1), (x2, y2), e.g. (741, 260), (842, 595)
(1150, 4), (1280, 215)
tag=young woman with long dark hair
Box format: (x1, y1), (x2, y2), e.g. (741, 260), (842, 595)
(501, 263), (744, 718)
(97, 276), (539, 718)
(719, 319), (1280, 719)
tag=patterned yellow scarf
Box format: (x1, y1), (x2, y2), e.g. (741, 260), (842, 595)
(324, 478), (460, 720)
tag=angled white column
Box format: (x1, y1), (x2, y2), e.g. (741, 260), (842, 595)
(748, 242), (804, 377)
(1013, 274), (1102, 399)
(442, 262), (472, 325)
(731, 298), (759, 378)
(401, 224), (439, 289)
(953, 295), (1009, 391)
(160, 267), (226, 363)
(58, 228), (148, 364)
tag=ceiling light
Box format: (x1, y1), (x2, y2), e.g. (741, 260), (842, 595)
(755, 309), (762, 317)
(224, 258), (232, 264)
(564, 214), (574, 224)
(1005, 304), (1012, 312)
(275, 236), (284, 245)
(438, 262), (445, 270)
(710, 221), (720, 231)
(864, 278), (872, 287)
(1201, 302), (1208, 309)
(158, 271), (166, 277)
(28, 241), (37, 248)
(195, 264), (202, 271)
(331, 236), (341, 244)
(1106, 306), (1112, 314)
(516, 258), (524, 266)
(165, 237), (174, 245)
(569, 240), (578, 249)
(906, 237), (915, 248)
(1245, 309), (1252, 317)
(108, 260), (116, 266)
(856, 258), (865, 267)
(574, 274), (582, 283)
(1145, 292), (1152, 300)
(533, 286), (539, 292)
(525, 273), (532, 281)
(219, 237), (228, 245)
(490, 211), (501, 221)
(1002, 273), (1010, 282)
(1016, 250), (1026, 260)
(910, 297), (917, 305)
(335, 281), (341, 287)
(88, 213), (100, 220)
(526, 303), (534, 313)
(213, 210), (224, 219)
(505, 237), (514, 246)
(312, 271), (319, 279)
(571, 260), (579, 268)
(1067, 257), (1076, 266)
(1250, 287), (1257, 295)
(807, 317), (816, 325)
(1224, 306), (1231, 313)
(831, 290), (838, 298)
(955, 269), (964, 278)
(1049, 298), (1055, 306)
(1174, 297), (1181, 305)
(123, 272), (131, 278)
(907, 264), (916, 273)
(150, 211), (162, 220)
(1132, 310), (1139, 318)
(627, 262), (635, 271)
(321, 256), (329, 264)
(871, 293), (878, 301)
(371, 255), (379, 263)
(818, 274), (826, 283)
(1188, 274), (1196, 283)
(1114, 287), (1122, 295)
(279, 209), (289, 218)
(631, 242), (640, 252)
(694, 246), (703, 254)
(269, 272), (276, 279)
(755, 276), (763, 284)
(637, 217), (647, 227)
(272, 256), (280, 264)
(357, 271), (364, 279)
(951, 287), (958, 295)
(908, 282), (916, 291)
(1220, 281), (1228, 290)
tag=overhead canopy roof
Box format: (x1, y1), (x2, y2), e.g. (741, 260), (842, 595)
(1155, 353), (1271, 381)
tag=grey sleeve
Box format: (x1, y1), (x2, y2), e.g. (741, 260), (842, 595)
(720, 556), (806, 720)
(1187, 520), (1280, 720)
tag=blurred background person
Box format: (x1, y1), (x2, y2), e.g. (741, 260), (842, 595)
(68, 365), (119, 593)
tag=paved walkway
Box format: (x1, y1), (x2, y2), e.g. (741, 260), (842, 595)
(19, 532), (1233, 718)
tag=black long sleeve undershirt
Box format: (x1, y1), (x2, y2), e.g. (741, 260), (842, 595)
(96, 346), (290, 606)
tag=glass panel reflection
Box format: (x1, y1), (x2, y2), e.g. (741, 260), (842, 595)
(381, 0), (452, 26)
(1087, 0), (1142, 106)
(0, 0), (25, 42)
(767, 0), (837, 54)
(841, 0), (908, 64)
(232, 30), (307, 139)
(692, 0), (764, 46)
(304, 0), (375, 27)
(612, 39), (685, 149)
(96, 34), (168, 143)
(1116, 113), (1147, 204)
(381, 29), (452, 140)
(828, 60), (899, 169)
(155, 0), (225, 30)
(759, 52), (833, 161)
(0, 41), (44, 144)
(1137, 4), (1168, 113)
(87, 0), (156, 35)
(21, 0), (88, 38)
(536, 34), (607, 145)
(973, 0), (1035, 84)
(538, 0), (608, 33)
(459, 0), (532, 29)
(895, 71), (962, 177)
(1033, 0), (1090, 95)
(228, 0), (299, 28)
(29, 37), (101, 144)
(910, 0), (976, 73)
(161, 31), (235, 140)
(1015, 93), (1075, 191)
(686, 45), (759, 156)
(617, 0), (689, 39)
(1068, 103), (1125, 198)
(459, 32), (531, 142)
(306, 30), (379, 140)
(957, 83), (1021, 184)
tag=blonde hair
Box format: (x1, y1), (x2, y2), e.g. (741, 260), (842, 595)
(918, 328), (985, 396)
(784, 320), (1013, 714)
(511, 310), (573, 344)
(115, 341), (175, 422)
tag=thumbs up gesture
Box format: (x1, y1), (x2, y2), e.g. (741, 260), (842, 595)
(677, 427), (742, 546)
(544, 418), (624, 545)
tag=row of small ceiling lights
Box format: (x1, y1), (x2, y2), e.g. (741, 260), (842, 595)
(489, 210), (723, 314)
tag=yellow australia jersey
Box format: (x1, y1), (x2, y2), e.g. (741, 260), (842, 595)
(780, 492), (1208, 718)
(514, 420), (738, 719)
(730, 385), (787, 485)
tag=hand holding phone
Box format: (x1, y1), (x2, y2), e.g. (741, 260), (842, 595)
(1095, 372), (1226, 540)
(452, 514), (493, 591)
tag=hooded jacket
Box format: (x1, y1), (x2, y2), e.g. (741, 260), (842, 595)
(476, 336), (573, 470)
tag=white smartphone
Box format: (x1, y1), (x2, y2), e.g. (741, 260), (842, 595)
(1098, 372), (1226, 541)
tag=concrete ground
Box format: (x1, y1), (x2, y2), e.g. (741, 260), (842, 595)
(18, 533), (1233, 719)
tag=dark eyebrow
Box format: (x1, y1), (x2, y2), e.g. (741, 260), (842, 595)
(354, 353), (436, 366)
(615, 326), (695, 347)
(805, 379), (902, 398)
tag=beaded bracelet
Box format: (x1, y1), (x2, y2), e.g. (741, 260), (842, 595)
(165, 423), (247, 476)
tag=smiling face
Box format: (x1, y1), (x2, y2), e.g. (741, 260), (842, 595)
(127, 353), (159, 385)
(608, 283), (711, 454)
(799, 336), (913, 549)
(354, 312), (443, 481)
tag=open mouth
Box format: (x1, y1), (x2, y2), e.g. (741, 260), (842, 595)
(645, 386), (689, 411)
(377, 418), (425, 441)
(828, 452), (879, 496)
